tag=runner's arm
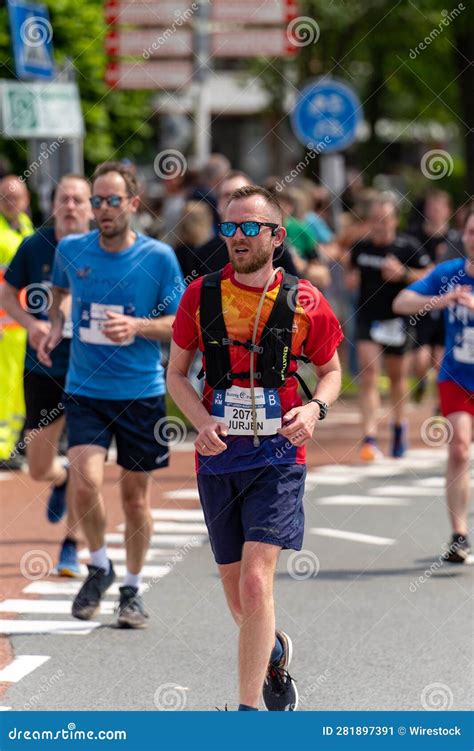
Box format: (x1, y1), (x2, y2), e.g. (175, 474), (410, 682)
(278, 352), (342, 445)
(102, 312), (175, 342)
(393, 286), (463, 315)
(0, 280), (36, 330)
(36, 286), (70, 366)
(167, 341), (218, 430)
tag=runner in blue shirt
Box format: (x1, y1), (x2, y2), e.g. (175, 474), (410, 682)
(393, 210), (474, 564)
(37, 162), (184, 627)
(1, 175), (92, 575)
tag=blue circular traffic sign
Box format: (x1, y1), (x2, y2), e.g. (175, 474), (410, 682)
(290, 78), (362, 153)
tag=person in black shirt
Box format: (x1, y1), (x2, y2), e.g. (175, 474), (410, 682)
(347, 195), (431, 461)
(409, 190), (461, 402)
(1, 175), (93, 576)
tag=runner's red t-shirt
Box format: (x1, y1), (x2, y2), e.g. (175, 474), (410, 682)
(172, 265), (343, 473)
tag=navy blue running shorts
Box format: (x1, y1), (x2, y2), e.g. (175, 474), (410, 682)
(197, 464), (306, 565)
(64, 393), (169, 472)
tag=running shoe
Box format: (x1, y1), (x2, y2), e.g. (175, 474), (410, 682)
(391, 422), (408, 458)
(360, 438), (383, 462)
(262, 630), (298, 711)
(56, 538), (80, 577)
(442, 534), (471, 564)
(116, 585), (149, 629)
(72, 561), (115, 620)
(47, 467), (69, 523)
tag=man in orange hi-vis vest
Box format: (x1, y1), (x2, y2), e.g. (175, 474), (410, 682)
(0, 175), (33, 465)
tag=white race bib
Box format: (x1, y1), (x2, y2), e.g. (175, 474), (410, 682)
(370, 318), (406, 347)
(211, 386), (281, 436)
(79, 302), (135, 346)
(62, 318), (73, 339)
(453, 327), (474, 364)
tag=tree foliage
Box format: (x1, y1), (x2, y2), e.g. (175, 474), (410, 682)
(0, 0), (155, 175)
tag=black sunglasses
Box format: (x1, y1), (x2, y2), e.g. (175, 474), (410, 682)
(89, 194), (127, 209)
(218, 221), (279, 238)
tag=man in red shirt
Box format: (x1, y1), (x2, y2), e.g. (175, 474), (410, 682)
(167, 186), (343, 711)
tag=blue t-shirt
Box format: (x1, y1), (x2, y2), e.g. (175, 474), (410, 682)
(4, 226), (70, 378)
(52, 230), (183, 399)
(408, 259), (474, 391)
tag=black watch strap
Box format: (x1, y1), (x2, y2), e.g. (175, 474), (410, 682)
(310, 398), (329, 420)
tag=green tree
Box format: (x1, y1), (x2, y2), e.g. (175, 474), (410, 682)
(0, 0), (155, 175)
(249, 0), (470, 194)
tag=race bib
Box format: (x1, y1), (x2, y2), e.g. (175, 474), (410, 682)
(62, 318), (73, 339)
(453, 327), (474, 364)
(370, 318), (406, 347)
(79, 302), (135, 346)
(211, 386), (281, 436)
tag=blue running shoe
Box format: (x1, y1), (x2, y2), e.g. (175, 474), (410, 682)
(57, 538), (80, 577)
(47, 467), (68, 523)
(391, 422), (408, 458)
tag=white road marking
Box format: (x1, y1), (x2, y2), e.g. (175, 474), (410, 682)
(306, 473), (364, 486)
(105, 532), (207, 546)
(317, 495), (409, 506)
(310, 528), (395, 546)
(0, 599), (115, 615)
(163, 489), (200, 500)
(78, 548), (179, 562)
(369, 485), (438, 497)
(413, 477), (445, 488)
(144, 520), (208, 534)
(115, 525), (207, 544)
(0, 655), (50, 682)
(113, 564), (169, 579)
(150, 509), (204, 521)
(23, 581), (145, 597)
(0, 621), (101, 635)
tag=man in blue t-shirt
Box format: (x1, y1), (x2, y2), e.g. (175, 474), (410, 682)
(37, 161), (184, 628)
(1, 174), (93, 576)
(394, 211), (474, 564)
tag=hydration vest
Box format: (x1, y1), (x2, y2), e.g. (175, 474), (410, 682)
(198, 270), (312, 398)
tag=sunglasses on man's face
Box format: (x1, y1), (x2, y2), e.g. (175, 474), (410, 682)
(89, 194), (126, 209)
(218, 221), (279, 238)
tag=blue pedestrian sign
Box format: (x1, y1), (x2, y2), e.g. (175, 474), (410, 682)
(291, 78), (362, 153)
(7, 0), (54, 80)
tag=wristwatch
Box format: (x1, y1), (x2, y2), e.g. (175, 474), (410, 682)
(310, 398), (329, 420)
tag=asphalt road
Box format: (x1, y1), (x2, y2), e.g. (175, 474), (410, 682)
(1, 445), (472, 712)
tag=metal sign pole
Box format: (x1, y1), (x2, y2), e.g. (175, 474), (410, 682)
(193, 2), (211, 163)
